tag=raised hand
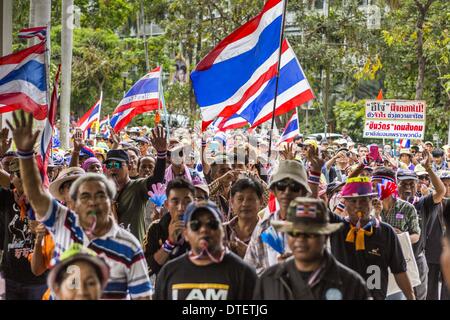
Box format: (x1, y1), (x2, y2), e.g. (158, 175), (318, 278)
(6, 110), (40, 152)
(420, 149), (432, 170)
(0, 127), (12, 156)
(280, 143), (296, 160)
(306, 145), (325, 172)
(150, 126), (167, 153)
(109, 126), (121, 148)
(72, 128), (85, 152)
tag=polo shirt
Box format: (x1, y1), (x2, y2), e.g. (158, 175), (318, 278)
(40, 199), (152, 299)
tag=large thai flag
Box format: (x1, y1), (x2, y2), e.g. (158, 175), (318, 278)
(191, 0), (314, 131)
(0, 42), (48, 119)
(77, 93), (102, 132)
(18, 26), (47, 41)
(278, 110), (299, 144)
(214, 115), (249, 131)
(111, 66), (163, 132)
(191, 0), (284, 130)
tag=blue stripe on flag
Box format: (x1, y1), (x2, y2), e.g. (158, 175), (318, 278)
(191, 16), (282, 107)
(238, 58), (305, 124)
(124, 78), (159, 98)
(0, 59), (46, 91)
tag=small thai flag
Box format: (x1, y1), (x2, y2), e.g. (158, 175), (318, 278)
(400, 139), (410, 148)
(18, 26), (47, 41)
(296, 204), (317, 218)
(278, 110), (299, 144)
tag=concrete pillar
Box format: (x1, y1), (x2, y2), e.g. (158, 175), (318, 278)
(0, 0), (13, 130)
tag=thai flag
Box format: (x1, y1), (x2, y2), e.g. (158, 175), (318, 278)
(215, 115), (249, 131)
(99, 115), (110, 138)
(0, 42), (48, 119)
(400, 139), (410, 148)
(77, 93), (102, 132)
(231, 39), (314, 128)
(191, 0), (314, 131)
(111, 66), (163, 132)
(18, 26), (47, 41)
(191, 0), (284, 130)
(278, 110), (299, 144)
(37, 65), (60, 189)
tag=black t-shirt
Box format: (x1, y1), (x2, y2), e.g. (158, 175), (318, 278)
(154, 252), (257, 300)
(424, 198), (448, 264)
(413, 194), (440, 258)
(0, 188), (47, 285)
(330, 213), (406, 300)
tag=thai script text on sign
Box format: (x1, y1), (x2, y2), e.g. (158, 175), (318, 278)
(363, 100), (426, 139)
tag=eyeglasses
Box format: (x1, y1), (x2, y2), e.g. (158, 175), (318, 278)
(189, 219), (220, 232)
(275, 181), (304, 193)
(287, 231), (319, 239)
(419, 176), (430, 181)
(105, 162), (123, 169)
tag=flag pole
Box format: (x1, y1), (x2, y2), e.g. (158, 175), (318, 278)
(44, 24), (52, 112)
(160, 67), (170, 140)
(268, 0), (288, 159)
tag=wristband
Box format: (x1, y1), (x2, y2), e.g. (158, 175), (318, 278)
(308, 171), (320, 185)
(162, 239), (175, 253)
(16, 149), (34, 159)
(157, 151), (167, 159)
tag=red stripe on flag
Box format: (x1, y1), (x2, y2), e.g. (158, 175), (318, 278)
(195, 0), (282, 71)
(0, 42), (45, 65)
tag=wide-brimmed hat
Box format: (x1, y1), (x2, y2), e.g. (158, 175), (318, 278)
(414, 164), (428, 177)
(399, 148), (413, 156)
(48, 243), (110, 294)
(269, 160), (312, 195)
(272, 197), (342, 235)
(341, 176), (377, 198)
(49, 167), (85, 201)
(397, 169), (418, 181)
(439, 171), (450, 180)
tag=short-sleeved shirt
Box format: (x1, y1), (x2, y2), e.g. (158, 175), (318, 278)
(116, 156), (166, 243)
(381, 198), (420, 235)
(330, 214), (406, 300)
(154, 252), (257, 300)
(412, 194), (440, 257)
(40, 199), (152, 299)
(0, 188), (47, 285)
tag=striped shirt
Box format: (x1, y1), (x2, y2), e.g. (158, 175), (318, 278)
(39, 199), (152, 299)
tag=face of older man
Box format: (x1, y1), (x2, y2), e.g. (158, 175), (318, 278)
(74, 180), (112, 233)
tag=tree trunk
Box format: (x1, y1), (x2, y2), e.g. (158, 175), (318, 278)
(415, 12), (425, 100)
(414, 0), (436, 100)
(60, 0), (74, 148)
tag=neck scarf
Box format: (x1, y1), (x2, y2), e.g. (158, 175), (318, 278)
(165, 165), (192, 183)
(345, 218), (378, 251)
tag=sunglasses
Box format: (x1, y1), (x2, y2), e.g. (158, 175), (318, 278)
(275, 181), (304, 193)
(287, 231), (319, 239)
(189, 219), (220, 232)
(105, 162), (123, 169)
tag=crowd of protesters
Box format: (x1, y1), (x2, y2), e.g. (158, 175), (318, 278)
(1, 110), (450, 300)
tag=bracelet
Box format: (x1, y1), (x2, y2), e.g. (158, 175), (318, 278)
(162, 239), (176, 253)
(308, 171), (320, 185)
(157, 151), (167, 159)
(16, 149), (34, 159)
